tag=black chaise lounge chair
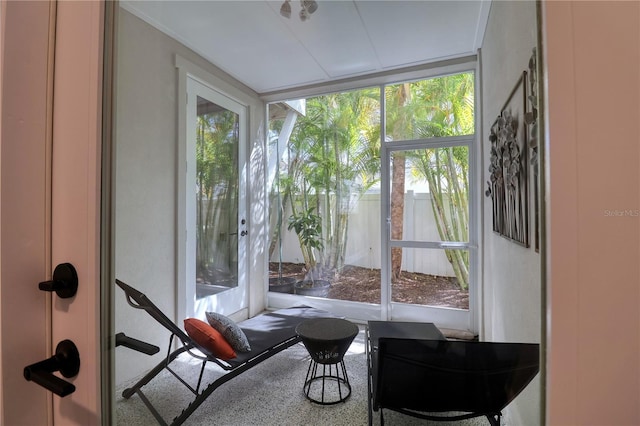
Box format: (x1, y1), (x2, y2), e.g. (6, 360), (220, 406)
(115, 279), (335, 426)
(370, 338), (540, 426)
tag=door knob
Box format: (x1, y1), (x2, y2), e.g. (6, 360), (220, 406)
(24, 339), (80, 397)
(39, 262), (78, 299)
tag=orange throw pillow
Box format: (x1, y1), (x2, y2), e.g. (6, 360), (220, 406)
(184, 318), (236, 360)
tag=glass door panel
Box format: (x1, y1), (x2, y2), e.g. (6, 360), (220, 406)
(194, 95), (239, 297)
(390, 247), (469, 310)
(386, 141), (475, 329)
(389, 146), (470, 244)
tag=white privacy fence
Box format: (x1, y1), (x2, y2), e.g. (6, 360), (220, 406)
(270, 191), (457, 278)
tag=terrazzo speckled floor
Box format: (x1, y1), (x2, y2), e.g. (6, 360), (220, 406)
(115, 328), (491, 426)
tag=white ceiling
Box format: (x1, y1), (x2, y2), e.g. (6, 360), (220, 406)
(121, 0), (491, 95)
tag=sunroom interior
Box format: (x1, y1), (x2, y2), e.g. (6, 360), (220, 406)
(113, 1), (541, 424)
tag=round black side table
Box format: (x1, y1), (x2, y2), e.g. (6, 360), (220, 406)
(295, 317), (359, 405)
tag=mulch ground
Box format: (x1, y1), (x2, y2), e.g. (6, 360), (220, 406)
(269, 262), (469, 310)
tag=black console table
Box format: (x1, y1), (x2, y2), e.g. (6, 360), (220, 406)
(366, 321), (445, 425)
(366, 320), (540, 426)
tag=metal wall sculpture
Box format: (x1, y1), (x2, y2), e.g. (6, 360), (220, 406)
(486, 71), (529, 247)
(525, 48), (540, 252)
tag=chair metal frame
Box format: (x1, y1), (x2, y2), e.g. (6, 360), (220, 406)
(116, 279), (331, 426)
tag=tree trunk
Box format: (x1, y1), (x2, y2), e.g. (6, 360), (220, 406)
(389, 83), (411, 280)
(268, 189), (291, 260)
(390, 152), (405, 280)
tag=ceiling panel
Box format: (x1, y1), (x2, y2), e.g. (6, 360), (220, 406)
(268, 1), (380, 78)
(356, 1), (486, 67)
(121, 0), (490, 94)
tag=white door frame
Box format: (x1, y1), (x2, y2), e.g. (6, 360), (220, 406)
(176, 56), (254, 322)
(381, 137), (478, 332)
(185, 76), (249, 319)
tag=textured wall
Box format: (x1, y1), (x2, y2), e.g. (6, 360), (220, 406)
(114, 9), (264, 386)
(480, 1), (541, 424)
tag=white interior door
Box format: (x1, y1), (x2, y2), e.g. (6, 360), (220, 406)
(0, 1), (103, 424)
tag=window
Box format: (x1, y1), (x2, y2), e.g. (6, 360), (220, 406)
(268, 71), (477, 329)
(268, 87), (382, 305)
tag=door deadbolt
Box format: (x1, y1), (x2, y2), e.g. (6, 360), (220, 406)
(39, 262), (78, 299)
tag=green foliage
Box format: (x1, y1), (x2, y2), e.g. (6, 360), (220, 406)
(287, 207), (324, 271)
(271, 72), (474, 290)
(407, 73), (474, 290)
(287, 208), (323, 250)
(195, 109), (239, 281)
(280, 88), (381, 274)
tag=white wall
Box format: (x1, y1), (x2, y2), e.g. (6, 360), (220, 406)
(114, 9), (265, 386)
(480, 2), (541, 424)
(114, 9), (176, 387)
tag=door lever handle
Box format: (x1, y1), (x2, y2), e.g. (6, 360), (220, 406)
(39, 262), (78, 299)
(115, 332), (160, 355)
(24, 339), (80, 397)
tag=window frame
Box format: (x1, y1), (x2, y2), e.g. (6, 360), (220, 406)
(266, 62), (481, 332)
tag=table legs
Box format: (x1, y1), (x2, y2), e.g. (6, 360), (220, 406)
(302, 359), (351, 405)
